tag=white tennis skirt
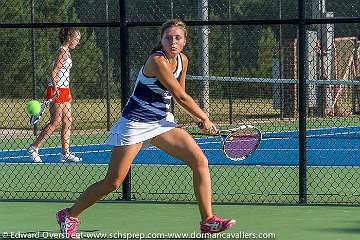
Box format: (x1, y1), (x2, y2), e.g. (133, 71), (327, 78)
(105, 112), (177, 148)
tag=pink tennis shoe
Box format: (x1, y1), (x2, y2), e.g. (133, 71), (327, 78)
(56, 208), (80, 239)
(200, 215), (236, 234)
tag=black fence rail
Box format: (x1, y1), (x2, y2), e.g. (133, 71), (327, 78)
(1, 0), (360, 205)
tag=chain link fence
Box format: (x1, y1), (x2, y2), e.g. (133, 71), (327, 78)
(1, 0), (360, 205)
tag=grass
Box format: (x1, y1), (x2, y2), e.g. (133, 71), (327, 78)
(1, 164), (359, 204)
(0, 163), (122, 201)
(0, 130), (109, 150)
(0, 98), (280, 130)
(1, 98), (360, 130)
(0, 98), (122, 130)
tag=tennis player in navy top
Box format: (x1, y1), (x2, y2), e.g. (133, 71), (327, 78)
(56, 19), (236, 237)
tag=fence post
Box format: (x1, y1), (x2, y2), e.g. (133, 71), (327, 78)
(30, 0), (38, 136)
(227, 1), (233, 125)
(298, 0), (307, 204)
(198, 0), (210, 116)
(105, 0), (111, 131)
(119, 0), (131, 201)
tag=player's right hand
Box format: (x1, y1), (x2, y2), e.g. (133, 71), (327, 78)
(198, 119), (217, 135)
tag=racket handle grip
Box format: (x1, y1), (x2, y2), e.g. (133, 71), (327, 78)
(197, 122), (204, 129)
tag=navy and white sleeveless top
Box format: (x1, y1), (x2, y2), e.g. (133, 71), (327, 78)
(122, 50), (183, 122)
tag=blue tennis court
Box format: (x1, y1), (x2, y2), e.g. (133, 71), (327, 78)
(1, 126), (359, 166)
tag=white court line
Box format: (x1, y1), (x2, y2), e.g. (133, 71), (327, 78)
(0, 147), (163, 160)
(0, 149), (111, 160)
(0, 143), (109, 153)
(0, 143), (161, 153)
(263, 125), (360, 134)
(263, 130), (360, 140)
(1, 147), (359, 161)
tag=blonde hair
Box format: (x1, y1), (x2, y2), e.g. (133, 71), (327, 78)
(151, 19), (187, 53)
(58, 28), (80, 44)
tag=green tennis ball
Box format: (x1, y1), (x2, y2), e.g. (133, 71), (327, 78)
(25, 100), (41, 116)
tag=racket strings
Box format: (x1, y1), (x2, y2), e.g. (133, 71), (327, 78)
(223, 129), (261, 160)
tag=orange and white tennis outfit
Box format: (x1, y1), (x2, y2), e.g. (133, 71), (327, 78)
(47, 47), (72, 103)
(106, 50), (182, 148)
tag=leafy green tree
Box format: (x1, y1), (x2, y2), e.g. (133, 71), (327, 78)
(256, 26), (279, 77)
(0, 1), (31, 97)
(71, 30), (108, 98)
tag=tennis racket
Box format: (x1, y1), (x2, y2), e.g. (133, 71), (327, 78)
(197, 122), (262, 161)
(30, 92), (58, 126)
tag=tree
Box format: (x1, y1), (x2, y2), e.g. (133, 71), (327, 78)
(256, 26), (279, 77)
(0, 1), (31, 97)
(71, 30), (108, 98)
